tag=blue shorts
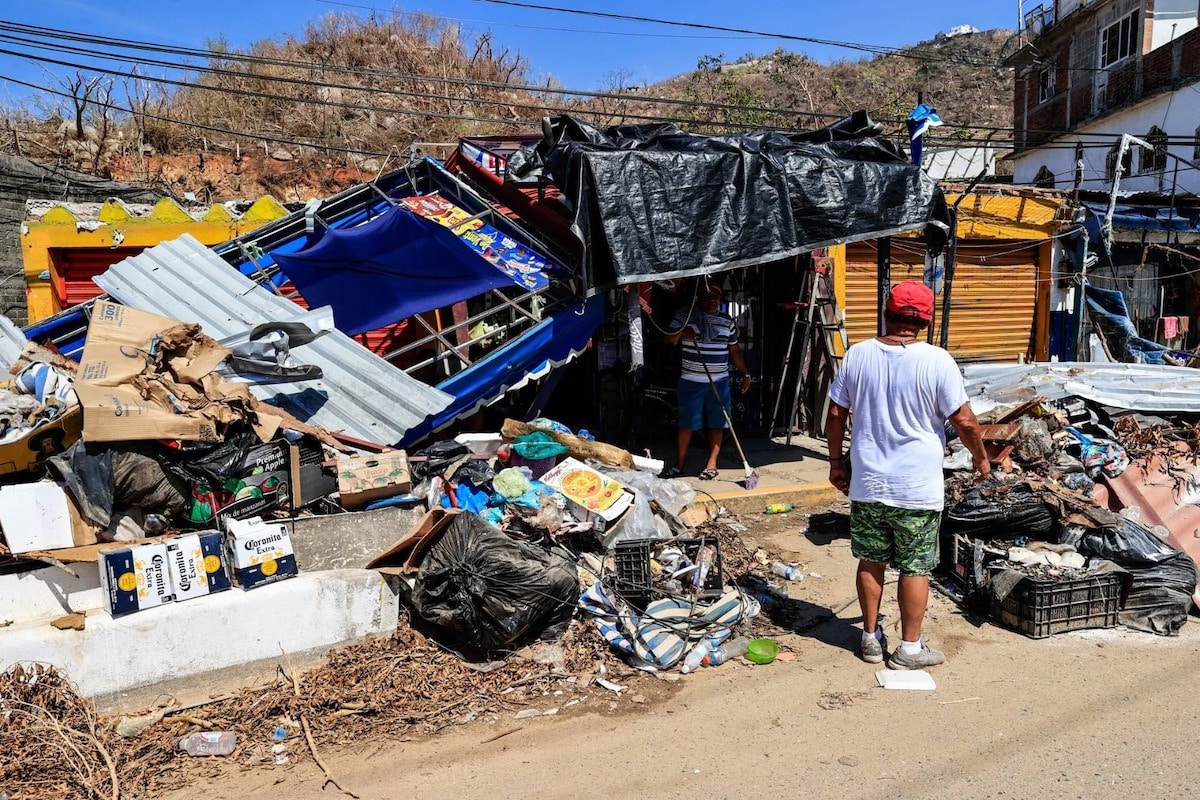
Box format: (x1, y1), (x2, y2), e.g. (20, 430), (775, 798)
(677, 378), (730, 431)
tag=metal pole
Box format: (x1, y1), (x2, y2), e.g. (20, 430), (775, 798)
(876, 237), (892, 337)
(939, 206), (959, 350)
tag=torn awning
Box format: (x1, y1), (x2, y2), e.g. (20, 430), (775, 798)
(510, 112), (951, 287)
(398, 298), (604, 446)
(272, 205), (522, 337)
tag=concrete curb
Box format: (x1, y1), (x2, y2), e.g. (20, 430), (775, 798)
(696, 481), (841, 515)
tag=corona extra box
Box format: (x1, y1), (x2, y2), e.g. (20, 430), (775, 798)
(165, 532), (231, 601)
(98, 542), (174, 616)
(224, 516), (298, 590)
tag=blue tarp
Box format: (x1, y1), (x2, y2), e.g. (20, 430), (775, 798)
(1084, 283), (1170, 365)
(1082, 201), (1200, 236)
(398, 298), (604, 446)
(272, 206), (517, 336)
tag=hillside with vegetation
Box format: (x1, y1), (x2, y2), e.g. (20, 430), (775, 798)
(0, 13), (1017, 203)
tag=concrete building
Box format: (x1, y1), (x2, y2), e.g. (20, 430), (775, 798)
(1009, 0), (1200, 193)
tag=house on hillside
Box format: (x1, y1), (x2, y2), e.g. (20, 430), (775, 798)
(1008, 0), (1200, 194)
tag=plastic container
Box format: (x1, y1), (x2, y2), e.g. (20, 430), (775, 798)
(988, 568), (1122, 639)
(508, 452), (557, 480)
(704, 636), (750, 667)
(770, 562), (803, 581)
(613, 538), (655, 612)
(745, 638), (781, 665)
(179, 731), (237, 756)
(764, 503), (793, 515)
(680, 640), (709, 674)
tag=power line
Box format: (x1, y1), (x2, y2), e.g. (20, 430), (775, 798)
(463, 0), (1005, 66)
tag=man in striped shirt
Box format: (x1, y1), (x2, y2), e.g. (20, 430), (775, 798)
(663, 284), (751, 480)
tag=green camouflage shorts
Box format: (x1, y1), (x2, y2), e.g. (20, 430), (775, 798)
(849, 501), (941, 577)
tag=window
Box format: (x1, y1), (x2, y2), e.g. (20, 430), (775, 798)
(1034, 165), (1056, 189)
(1106, 142), (1133, 181)
(1140, 126), (1168, 173)
(1038, 65), (1057, 103)
(1099, 11), (1139, 67)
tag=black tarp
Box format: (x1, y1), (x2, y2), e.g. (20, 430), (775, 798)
(509, 112), (950, 288)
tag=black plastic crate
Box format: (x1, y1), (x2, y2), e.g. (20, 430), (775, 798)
(612, 539), (655, 612)
(988, 569), (1122, 639)
(950, 534), (1006, 596)
(675, 536), (724, 600)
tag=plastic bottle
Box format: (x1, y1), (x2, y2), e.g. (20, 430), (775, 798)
(704, 636), (751, 667)
(770, 561), (803, 582)
(179, 731), (237, 756)
(680, 640), (710, 674)
(691, 545), (716, 594)
(764, 503), (793, 515)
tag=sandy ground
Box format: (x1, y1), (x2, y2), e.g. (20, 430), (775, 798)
(158, 500), (1200, 800)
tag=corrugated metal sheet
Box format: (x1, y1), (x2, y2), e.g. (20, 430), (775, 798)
(0, 315), (26, 371)
(58, 248), (137, 307)
(93, 234), (453, 445)
(845, 240), (1039, 363)
(962, 362), (1200, 412)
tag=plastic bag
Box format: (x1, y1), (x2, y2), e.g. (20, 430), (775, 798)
(1015, 418), (1053, 462)
(410, 512), (578, 651)
(1059, 517), (1198, 636)
(50, 441), (188, 527)
(452, 459), (495, 487)
(511, 430), (568, 461)
(410, 440), (469, 484)
(944, 480), (1053, 538)
(493, 467), (533, 499)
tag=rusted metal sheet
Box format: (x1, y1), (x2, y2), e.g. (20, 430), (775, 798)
(979, 423), (1022, 441)
(1102, 454), (1200, 607)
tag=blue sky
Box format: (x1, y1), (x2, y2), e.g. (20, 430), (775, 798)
(0, 0), (1018, 106)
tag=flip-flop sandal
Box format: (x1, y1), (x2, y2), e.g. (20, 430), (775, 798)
(698, 468), (719, 480)
(660, 466), (683, 478)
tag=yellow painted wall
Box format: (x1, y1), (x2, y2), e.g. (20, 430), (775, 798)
(22, 196), (287, 321)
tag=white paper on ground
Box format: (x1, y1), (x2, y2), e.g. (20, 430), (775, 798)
(875, 670), (937, 691)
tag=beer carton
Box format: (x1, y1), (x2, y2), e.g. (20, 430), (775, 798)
(225, 517), (298, 590)
(166, 532), (232, 601)
(98, 542), (174, 616)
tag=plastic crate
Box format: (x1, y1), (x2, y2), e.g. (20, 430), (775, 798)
(950, 534), (1006, 596)
(988, 569), (1122, 639)
(612, 539), (655, 612)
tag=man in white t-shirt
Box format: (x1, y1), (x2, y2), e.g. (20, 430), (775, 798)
(825, 280), (990, 670)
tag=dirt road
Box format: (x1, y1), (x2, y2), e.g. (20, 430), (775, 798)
(161, 504), (1200, 800)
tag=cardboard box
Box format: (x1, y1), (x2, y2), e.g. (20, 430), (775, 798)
(366, 507), (460, 575)
(0, 481), (99, 553)
(337, 450), (412, 509)
(165, 532), (232, 601)
(225, 516), (298, 590)
(0, 405), (83, 477)
(187, 438), (330, 526)
(539, 457), (635, 533)
(98, 542), (174, 616)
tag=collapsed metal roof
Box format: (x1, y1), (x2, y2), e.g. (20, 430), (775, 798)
(93, 234), (453, 445)
(963, 362), (1200, 413)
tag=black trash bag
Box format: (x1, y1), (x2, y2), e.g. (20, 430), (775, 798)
(48, 440), (115, 527)
(944, 481), (1053, 538)
(111, 451), (190, 520)
(410, 440), (468, 484)
(157, 426), (263, 486)
(410, 512), (577, 652)
(1059, 518), (1199, 636)
(451, 458), (495, 487)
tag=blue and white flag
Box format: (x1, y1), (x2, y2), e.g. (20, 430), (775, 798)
(907, 103), (943, 166)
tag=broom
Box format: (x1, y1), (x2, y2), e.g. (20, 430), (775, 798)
(697, 349), (759, 490)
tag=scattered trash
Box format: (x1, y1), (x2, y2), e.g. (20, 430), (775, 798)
(875, 670), (937, 691)
(179, 731), (237, 757)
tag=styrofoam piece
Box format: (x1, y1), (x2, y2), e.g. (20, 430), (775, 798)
(631, 454), (665, 474)
(454, 432), (502, 456)
(0, 482), (74, 553)
(875, 670), (937, 690)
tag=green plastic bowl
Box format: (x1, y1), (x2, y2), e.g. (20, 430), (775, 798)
(746, 638), (780, 665)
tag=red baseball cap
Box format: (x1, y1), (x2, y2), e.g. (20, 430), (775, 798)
(886, 280), (935, 322)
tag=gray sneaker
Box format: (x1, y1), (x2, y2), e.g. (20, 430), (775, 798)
(859, 632), (887, 664)
(886, 640), (945, 670)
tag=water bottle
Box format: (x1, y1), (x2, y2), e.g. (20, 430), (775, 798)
(764, 503), (793, 515)
(680, 640), (710, 674)
(704, 636), (751, 667)
(770, 561), (803, 582)
(179, 731), (237, 756)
